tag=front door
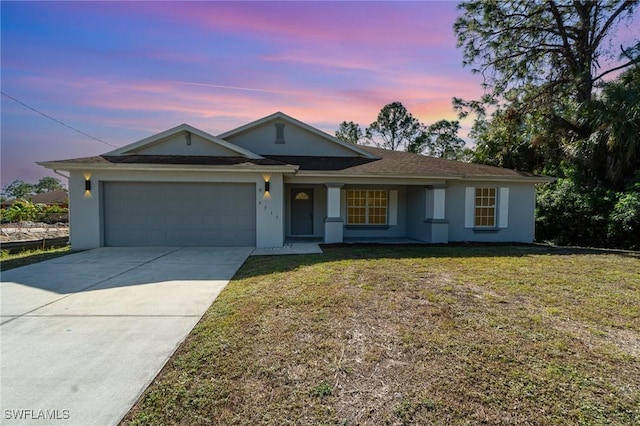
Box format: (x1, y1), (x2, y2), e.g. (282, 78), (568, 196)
(291, 189), (314, 235)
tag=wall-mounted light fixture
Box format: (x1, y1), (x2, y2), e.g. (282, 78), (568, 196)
(83, 173), (92, 198)
(263, 174), (272, 200)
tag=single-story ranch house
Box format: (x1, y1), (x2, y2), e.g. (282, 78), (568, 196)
(38, 112), (553, 250)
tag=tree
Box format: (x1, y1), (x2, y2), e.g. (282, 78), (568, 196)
(454, 1), (640, 248)
(464, 97), (552, 172)
(454, 0), (639, 172)
(455, 0), (638, 107)
(582, 65), (640, 189)
(366, 102), (424, 151)
(608, 189), (640, 249)
(408, 120), (466, 160)
(335, 121), (364, 144)
(35, 176), (64, 193)
(1, 179), (35, 199)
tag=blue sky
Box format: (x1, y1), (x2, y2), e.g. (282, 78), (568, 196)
(1, 1), (636, 185)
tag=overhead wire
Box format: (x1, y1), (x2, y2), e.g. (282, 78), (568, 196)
(1, 90), (119, 148)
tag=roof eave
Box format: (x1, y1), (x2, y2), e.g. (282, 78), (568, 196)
(461, 174), (557, 183)
(294, 170), (459, 180)
(37, 161), (299, 174)
(104, 124), (264, 160)
(294, 170), (556, 183)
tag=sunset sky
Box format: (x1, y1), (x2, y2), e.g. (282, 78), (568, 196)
(1, 0), (489, 184)
(1, 1), (634, 185)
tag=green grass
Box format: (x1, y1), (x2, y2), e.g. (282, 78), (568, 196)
(122, 245), (640, 425)
(0, 246), (72, 271)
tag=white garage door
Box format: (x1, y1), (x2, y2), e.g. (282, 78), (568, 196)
(103, 182), (256, 246)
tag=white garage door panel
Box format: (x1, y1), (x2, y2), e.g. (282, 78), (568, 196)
(103, 182), (256, 246)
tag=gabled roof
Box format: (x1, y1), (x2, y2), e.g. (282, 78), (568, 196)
(217, 111), (378, 159)
(105, 123), (263, 159)
(37, 116), (553, 183)
(38, 146), (552, 182)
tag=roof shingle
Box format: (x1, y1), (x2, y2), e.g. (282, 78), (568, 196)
(266, 146), (543, 178)
(39, 147), (550, 180)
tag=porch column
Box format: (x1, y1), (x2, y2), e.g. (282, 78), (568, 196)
(424, 184), (449, 243)
(324, 183), (344, 244)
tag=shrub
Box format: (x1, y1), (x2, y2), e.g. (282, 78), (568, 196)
(38, 204), (69, 224)
(537, 175), (640, 249)
(608, 191), (640, 249)
(1, 201), (68, 224)
(5, 200), (40, 222)
(536, 179), (615, 246)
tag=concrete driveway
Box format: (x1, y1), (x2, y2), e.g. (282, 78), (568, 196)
(0, 247), (252, 426)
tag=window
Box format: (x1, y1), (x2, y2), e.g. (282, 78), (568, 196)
(465, 187), (509, 230)
(275, 123), (285, 143)
(474, 187), (496, 227)
(347, 190), (387, 225)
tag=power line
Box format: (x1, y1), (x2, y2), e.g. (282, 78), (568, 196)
(1, 91), (118, 148)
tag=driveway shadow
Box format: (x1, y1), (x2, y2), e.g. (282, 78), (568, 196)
(0, 247), (252, 320)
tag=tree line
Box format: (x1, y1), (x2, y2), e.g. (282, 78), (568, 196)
(335, 0), (639, 249)
(335, 102), (469, 161)
(1, 177), (68, 223)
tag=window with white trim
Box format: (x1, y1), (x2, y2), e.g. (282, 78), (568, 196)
(474, 187), (496, 227)
(465, 186), (509, 229)
(347, 190), (388, 225)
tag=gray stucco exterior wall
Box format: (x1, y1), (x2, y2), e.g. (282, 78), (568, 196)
(284, 182), (538, 243)
(446, 182), (536, 243)
(225, 122), (360, 157)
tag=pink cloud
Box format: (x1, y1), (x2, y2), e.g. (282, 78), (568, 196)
(1, 0), (485, 184)
(262, 52), (385, 73)
(4, 1), (476, 131)
(138, 2), (456, 47)
(9, 70), (477, 143)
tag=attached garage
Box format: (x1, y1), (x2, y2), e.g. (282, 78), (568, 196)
(103, 182), (256, 246)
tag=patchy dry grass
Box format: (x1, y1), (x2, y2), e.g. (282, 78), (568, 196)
(122, 246), (640, 425)
(0, 246), (72, 271)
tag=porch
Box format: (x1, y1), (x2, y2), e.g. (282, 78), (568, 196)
(285, 237), (425, 245)
(283, 182), (449, 245)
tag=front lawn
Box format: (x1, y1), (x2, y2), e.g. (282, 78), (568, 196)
(123, 245), (640, 425)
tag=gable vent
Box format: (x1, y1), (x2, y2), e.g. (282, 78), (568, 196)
(275, 123), (286, 144)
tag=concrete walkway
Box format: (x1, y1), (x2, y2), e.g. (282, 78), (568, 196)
(251, 242), (322, 256)
(0, 247), (252, 426)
